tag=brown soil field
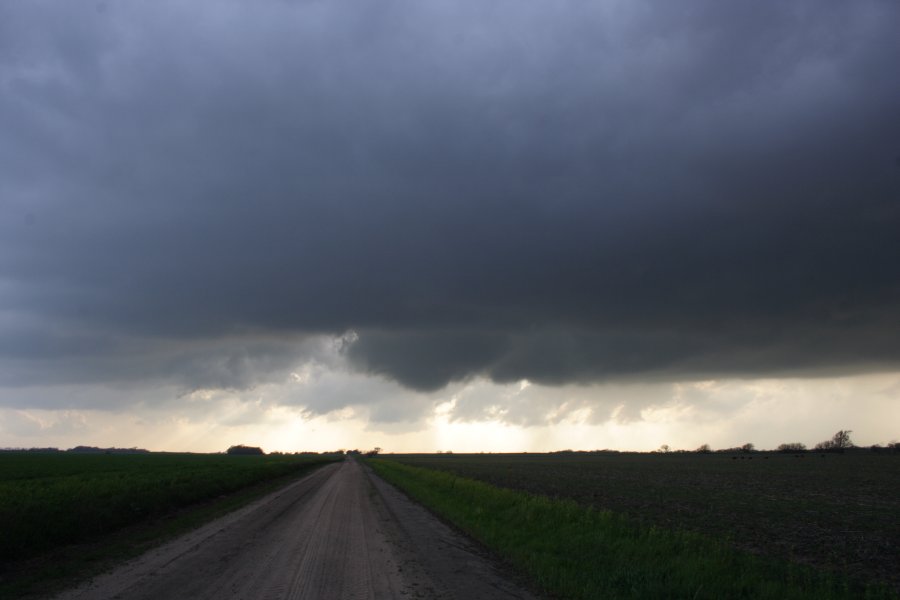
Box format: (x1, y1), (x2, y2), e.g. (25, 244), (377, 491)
(387, 451), (900, 591)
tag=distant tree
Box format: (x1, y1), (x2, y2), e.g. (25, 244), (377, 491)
(777, 442), (807, 453)
(815, 430), (853, 453)
(741, 443), (755, 453)
(68, 446), (105, 454)
(226, 445), (264, 455)
(695, 444), (712, 453)
(659, 444), (671, 453)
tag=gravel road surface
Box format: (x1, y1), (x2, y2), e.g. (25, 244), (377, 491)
(53, 458), (538, 600)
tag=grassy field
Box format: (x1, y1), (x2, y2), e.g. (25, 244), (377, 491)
(375, 452), (899, 596)
(0, 451), (338, 597)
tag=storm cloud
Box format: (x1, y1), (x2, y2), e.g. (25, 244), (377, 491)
(2, 0), (899, 397)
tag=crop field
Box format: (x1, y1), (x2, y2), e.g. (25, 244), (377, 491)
(384, 452), (899, 593)
(0, 452), (337, 564)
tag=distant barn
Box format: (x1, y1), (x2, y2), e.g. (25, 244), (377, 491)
(226, 445), (264, 455)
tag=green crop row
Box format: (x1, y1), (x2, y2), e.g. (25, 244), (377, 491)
(367, 458), (896, 600)
(0, 453), (337, 561)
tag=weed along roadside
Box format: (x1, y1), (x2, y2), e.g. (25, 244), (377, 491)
(365, 458), (897, 600)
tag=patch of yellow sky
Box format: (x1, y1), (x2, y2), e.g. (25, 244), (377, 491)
(3, 372), (899, 453)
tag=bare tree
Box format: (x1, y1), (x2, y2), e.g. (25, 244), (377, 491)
(777, 442), (806, 453)
(815, 430), (853, 452)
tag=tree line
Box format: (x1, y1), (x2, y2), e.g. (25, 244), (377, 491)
(659, 430), (900, 454)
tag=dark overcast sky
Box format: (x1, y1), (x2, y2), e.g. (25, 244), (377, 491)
(2, 0), (899, 396)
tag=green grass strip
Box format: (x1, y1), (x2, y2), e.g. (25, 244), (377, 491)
(367, 458), (896, 600)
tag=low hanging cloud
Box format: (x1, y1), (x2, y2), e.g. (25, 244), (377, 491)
(1, 0), (899, 405)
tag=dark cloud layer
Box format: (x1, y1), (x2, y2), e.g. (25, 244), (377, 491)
(2, 1), (899, 395)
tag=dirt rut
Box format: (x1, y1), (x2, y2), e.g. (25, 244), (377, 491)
(53, 458), (537, 600)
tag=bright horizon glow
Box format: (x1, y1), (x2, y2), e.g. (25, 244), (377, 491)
(2, 372), (898, 454)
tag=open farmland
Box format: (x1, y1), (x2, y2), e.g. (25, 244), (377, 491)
(0, 452), (337, 565)
(384, 452), (900, 592)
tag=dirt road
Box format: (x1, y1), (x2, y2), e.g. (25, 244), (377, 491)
(54, 458), (538, 600)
